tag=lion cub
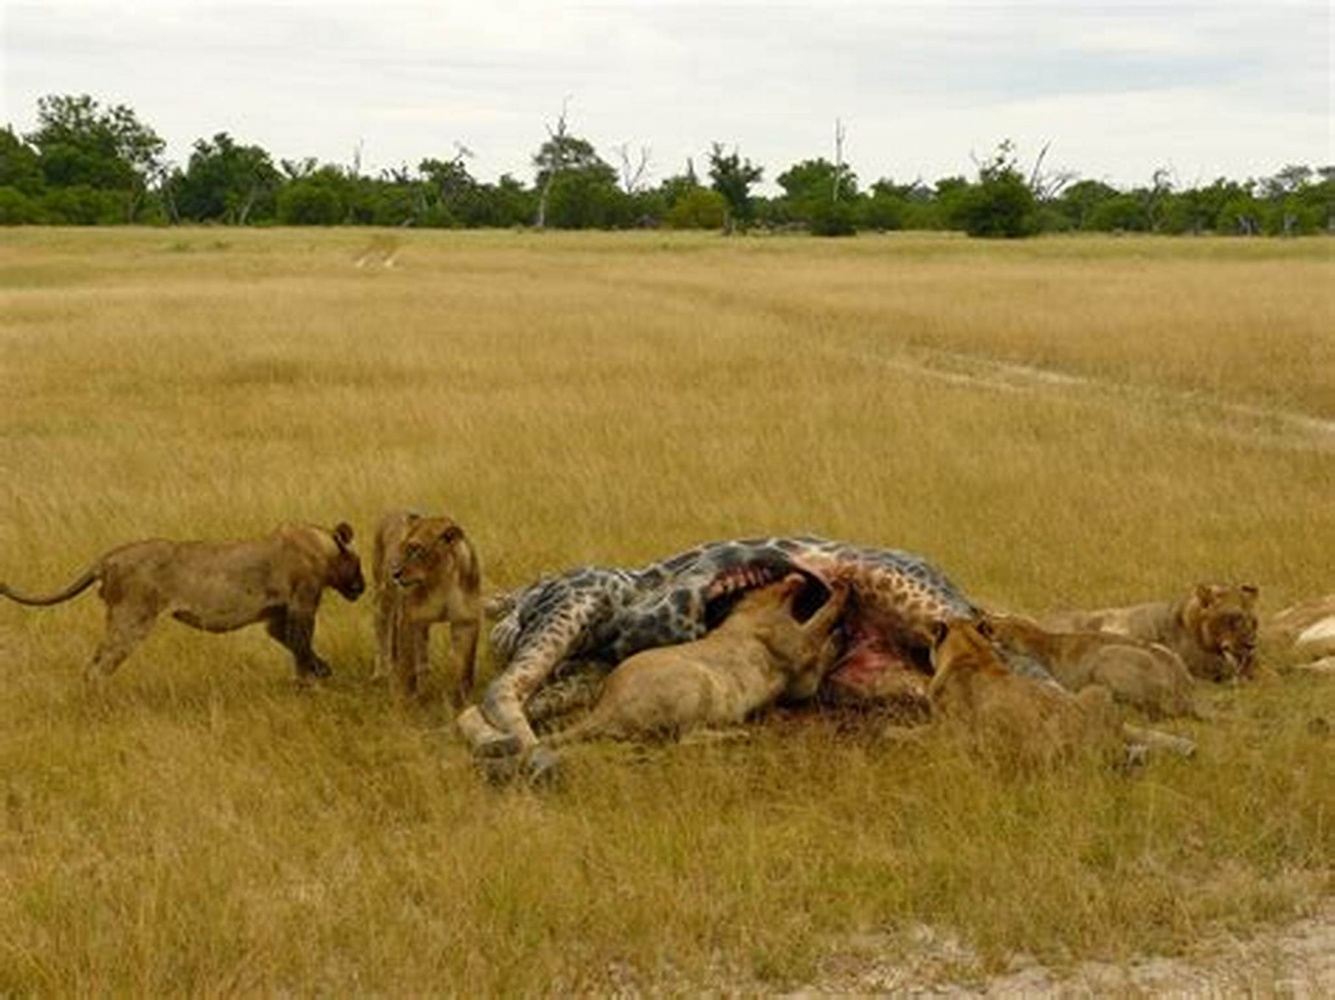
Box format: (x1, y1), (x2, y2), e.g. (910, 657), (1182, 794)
(536, 574), (848, 750)
(372, 510), (482, 705)
(0, 523), (365, 683)
(987, 614), (1198, 719)
(928, 618), (1121, 770)
(1039, 584), (1259, 681)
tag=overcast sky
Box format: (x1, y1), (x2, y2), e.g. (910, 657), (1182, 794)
(2, 1), (1329, 192)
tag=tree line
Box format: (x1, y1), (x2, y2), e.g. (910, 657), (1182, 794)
(1, 94), (1330, 237)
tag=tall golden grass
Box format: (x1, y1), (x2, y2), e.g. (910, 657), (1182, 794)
(0, 228), (1331, 993)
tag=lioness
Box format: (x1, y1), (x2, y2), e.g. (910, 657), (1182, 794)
(372, 510), (482, 705)
(987, 614), (1198, 719)
(1263, 594), (1335, 667)
(0, 522), (364, 682)
(1039, 583), (1259, 681)
(528, 573), (847, 752)
(928, 619), (1195, 770)
(928, 618), (1121, 770)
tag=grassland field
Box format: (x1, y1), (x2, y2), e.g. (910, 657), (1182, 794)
(0, 227), (1332, 994)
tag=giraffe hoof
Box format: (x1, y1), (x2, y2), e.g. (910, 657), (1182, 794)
(473, 734), (523, 759)
(524, 746), (563, 787)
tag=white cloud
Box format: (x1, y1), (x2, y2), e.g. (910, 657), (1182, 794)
(2, 0), (1327, 189)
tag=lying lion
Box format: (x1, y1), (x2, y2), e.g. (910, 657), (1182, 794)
(516, 573), (847, 756)
(372, 509), (482, 705)
(1038, 583), (1259, 681)
(0, 522), (365, 683)
(1262, 594), (1335, 670)
(987, 613), (1198, 719)
(928, 619), (1195, 771)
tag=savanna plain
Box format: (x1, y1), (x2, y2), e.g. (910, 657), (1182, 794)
(0, 228), (1332, 994)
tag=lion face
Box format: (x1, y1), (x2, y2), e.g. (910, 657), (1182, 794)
(929, 616), (996, 675)
(390, 517), (466, 591)
(329, 522), (366, 601)
(1187, 583), (1259, 678)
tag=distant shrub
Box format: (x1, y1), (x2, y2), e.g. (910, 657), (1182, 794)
(809, 199), (857, 236)
(957, 172), (1037, 238)
(665, 187), (727, 230)
(276, 179), (344, 225)
(0, 186), (43, 224)
(38, 185), (123, 224)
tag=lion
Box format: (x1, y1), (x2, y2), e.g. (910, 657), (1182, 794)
(1262, 594), (1335, 669)
(0, 522), (365, 682)
(495, 574), (847, 762)
(372, 510), (482, 705)
(928, 619), (1196, 771)
(1038, 583), (1259, 681)
(987, 613), (1199, 719)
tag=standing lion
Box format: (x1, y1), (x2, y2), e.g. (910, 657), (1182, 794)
(372, 510), (482, 705)
(0, 522), (365, 683)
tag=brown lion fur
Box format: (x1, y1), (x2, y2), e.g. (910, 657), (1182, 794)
(538, 575), (847, 750)
(1262, 594), (1335, 665)
(1038, 583), (1259, 682)
(372, 510), (482, 706)
(0, 522), (365, 682)
(928, 618), (1121, 771)
(987, 613), (1199, 720)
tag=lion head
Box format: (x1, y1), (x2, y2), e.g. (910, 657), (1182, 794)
(390, 516), (475, 594)
(928, 616), (1000, 681)
(1183, 583), (1259, 679)
(328, 522), (366, 601)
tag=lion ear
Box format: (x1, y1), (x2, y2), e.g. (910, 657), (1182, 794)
(333, 522), (355, 547)
(440, 524), (464, 545)
(1195, 584), (1217, 607)
(1240, 583), (1259, 605)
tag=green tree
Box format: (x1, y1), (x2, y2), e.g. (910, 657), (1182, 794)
(275, 166), (349, 225)
(545, 165), (627, 229)
(482, 174), (539, 227)
(1087, 193), (1149, 231)
(1215, 193), (1263, 235)
(174, 132), (280, 224)
(708, 143), (763, 232)
(26, 94), (164, 221)
(656, 161), (702, 210)
(530, 129), (626, 228)
(665, 186), (727, 229)
(0, 127), (45, 196)
(1055, 179), (1117, 230)
(0, 187), (43, 223)
(859, 179), (920, 231)
(956, 141), (1037, 238)
(773, 158), (859, 235)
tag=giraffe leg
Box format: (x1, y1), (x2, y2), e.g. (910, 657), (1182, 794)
(526, 662), (606, 729)
(469, 589), (609, 754)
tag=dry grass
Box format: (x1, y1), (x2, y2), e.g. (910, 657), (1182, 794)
(0, 227), (1332, 993)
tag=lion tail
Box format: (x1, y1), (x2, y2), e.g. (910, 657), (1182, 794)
(0, 566), (99, 607)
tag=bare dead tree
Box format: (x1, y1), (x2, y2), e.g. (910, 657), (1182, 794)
(1143, 165), (1174, 232)
(154, 162), (180, 225)
(832, 118), (847, 202)
(1027, 141), (1077, 201)
(615, 143), (652, 194)
(535, 98), (571, 229)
